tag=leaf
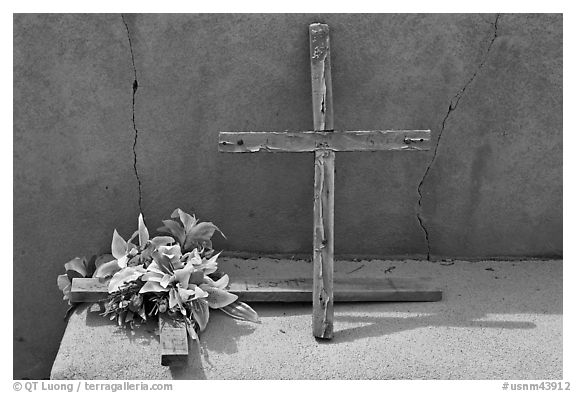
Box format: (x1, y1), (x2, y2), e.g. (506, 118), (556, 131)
(184, 222), (223, 247)
(93, 260), (122, 279)
(57, 274), (71, 291)
(128, 230), (138, 244)
(108, 266), (146, 293)
(150, 236), (175, 248)
(200, 239), (213, 250)
(94, 254), (115, 269)
(138, 213), (150, 246)
(139, 245), (154, 265)
(137, 307), (147, 321)
(169, 288), (186, 315)
(66, 269), (84, 281)
(191, 299), (210, 332)
(151, 250), (174, 275)
(177, 286), (196, 302)
(200, 251), (221, 275)
(173, 267), (193, 289)
(194, 285), (209, 299)
(172, 259), (184, 270)
(189, 270), (204, 285)
(176, 209), (197, 232)
(117, 255), (128, 269)
(158, 244), (182, 264)
(127, 254), (141, 266)
(200, 285), (238, 309)
(85, 254), (98, 277)
(144, 261), (166, 276)
(160, 274), (172, 288)
(141, 271), (162, 282)
(64, 257), (87, 277)
(220, 300), (260, 323)
(157, 220), (186, 245)
(57, 274), (71, 301)
(111, 230), (128, 260)
(139, 280), (169, 293)
(186, 320), (199, 341)
(183, 249), (202, 265)
(213, 274), (229, 289)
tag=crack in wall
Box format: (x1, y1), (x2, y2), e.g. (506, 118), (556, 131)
(416, 14), (500, 261)
(121, 14), (143, 215)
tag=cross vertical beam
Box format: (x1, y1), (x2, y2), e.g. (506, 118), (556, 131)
(218, 23), (435, 340)
(310, 23), (334, 339)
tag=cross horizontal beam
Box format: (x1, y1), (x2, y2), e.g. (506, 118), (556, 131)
(69, 277), (441, 303)
(219, 130), (430, 153)
(228, 277), (441, 302)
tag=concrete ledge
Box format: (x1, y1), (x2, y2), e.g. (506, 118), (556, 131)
(51, 258), (562, 379)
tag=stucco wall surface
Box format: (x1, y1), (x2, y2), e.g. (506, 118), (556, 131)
(13, 13), (561, 378)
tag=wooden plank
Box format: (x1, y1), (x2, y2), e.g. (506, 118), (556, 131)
(310, 23), (335, 340)
(159, 314), (189, 366)
(219, 130), (431, 153)
(70, 277), (109, 303)
(312, 150), (335, 339)
(229, 277), (442, 303)
(310, 23), (333, 131)
(69, 277), (442, 304)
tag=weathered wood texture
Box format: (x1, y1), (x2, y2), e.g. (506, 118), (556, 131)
(310, 23), (335, 339)
(70, 277), (109, 303)
(229, 277), (442, 303)
(310, 23), (333, 131)
(313, 149), (335, 339)
(69, 277), (441, 304)
(218, 130), (431, 153)
(159, 314), (189, 366)
(216, 22), (438, 340)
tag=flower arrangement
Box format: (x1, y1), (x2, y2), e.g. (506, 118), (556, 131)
(57, 208), (259, 341)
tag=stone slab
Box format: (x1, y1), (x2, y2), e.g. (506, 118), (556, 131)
(51, 258), (562, 379)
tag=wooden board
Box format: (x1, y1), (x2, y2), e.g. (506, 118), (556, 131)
(69, 277), (442, 304)
(70, 278), (109, 303)
(310, 23), (335, 339)
(218, 130), (431, 153)
(159, 314), (189, 366)
(313, 149), (335, 338)
(309, 23), (333, 131)
(229, 277), (442, 303)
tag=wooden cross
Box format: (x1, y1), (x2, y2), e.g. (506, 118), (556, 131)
(219, 23), (437, 339)
(67, 23), (440, 366)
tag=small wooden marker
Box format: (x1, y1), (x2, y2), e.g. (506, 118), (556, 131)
(69, 278), (189, 366)
(70, 278), (109, 303)
(159, 314), (189, 366)
(219, 23), (434, 339)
